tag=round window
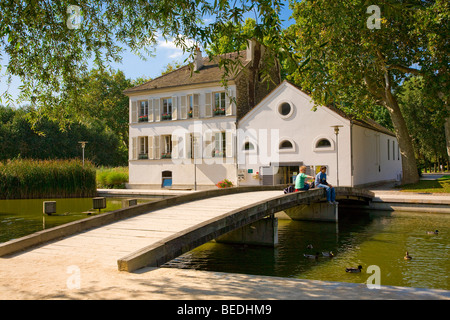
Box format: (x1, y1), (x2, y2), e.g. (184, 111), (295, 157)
(278, 102), (291, 116)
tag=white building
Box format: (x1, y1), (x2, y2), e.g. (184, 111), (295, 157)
(124, 49), (402, 189)
(237, 81), (403, 187)
(124, 42), (281, 189)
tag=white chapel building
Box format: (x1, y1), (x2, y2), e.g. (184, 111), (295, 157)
(237, 80), (402, 187)
(124, 45), (402, 189)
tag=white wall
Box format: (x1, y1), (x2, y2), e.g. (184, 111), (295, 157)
(128, 84), (238, 188)
(129, 160), (237, 188)
(352, 125), (402, 186)
(238, 81), (352, 186)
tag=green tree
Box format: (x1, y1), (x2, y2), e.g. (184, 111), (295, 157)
(0, 0), (285, 105)
(285, 0), (448, 184)
(397, 77), (447, 171)
(0, 105), (126, 166)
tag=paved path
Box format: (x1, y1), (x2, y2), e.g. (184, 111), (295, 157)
(1, 186), (449, 300)
(1, 191), (283, 270)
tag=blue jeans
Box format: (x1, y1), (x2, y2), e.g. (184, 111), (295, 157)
(317, 184), (335, 201)
(295, 183), (310, 192)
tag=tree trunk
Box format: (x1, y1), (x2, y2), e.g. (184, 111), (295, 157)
(383, 79), (420, 185)
(444, 106), (450, 163)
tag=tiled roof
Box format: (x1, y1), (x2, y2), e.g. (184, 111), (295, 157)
(123, 51), (249, 94)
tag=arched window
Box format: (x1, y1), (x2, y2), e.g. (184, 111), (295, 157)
(313, 136), (334, 152)
(280, 140), (293, 149)
(316, 139), (331, 148)
(278, 138), (296, 153)
(243, 141), (255, 151)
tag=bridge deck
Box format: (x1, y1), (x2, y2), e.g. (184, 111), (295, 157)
(6, 191), (284, 270)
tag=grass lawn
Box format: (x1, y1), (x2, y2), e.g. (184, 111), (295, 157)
(398, 175), (450, 193)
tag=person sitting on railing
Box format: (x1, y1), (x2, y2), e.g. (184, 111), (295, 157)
(295, 166), (315, 192)
(315, 166), (338, 205)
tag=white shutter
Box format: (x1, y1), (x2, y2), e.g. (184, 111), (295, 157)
(226, 89), (235, 116)
(185, 132), (192, 159)
(180, 96), (187, 119)
(226, 130), (233, 158)
(204, 130), (213, 158)
(172, 96), (178, 120)
(193, 133), (201, 161)
(154, 135), (160, 159)
(148, 136), (154, 159)
(131, 101), (137, 123)
(205, 92), (212, 118)
(131, 137), (137, 160)
(172, 134), (178, 159)
(155, 98), (161, 122)
(148, 99), (154, 122)
(193, 94), (199, 118)
(214, 132), (221, 157)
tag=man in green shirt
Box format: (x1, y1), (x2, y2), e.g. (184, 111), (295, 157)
(295, 166), (315, 191)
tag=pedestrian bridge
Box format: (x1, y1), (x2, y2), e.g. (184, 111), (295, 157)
(0, 186), (373, 273)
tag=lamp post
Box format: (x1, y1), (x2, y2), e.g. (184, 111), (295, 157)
(331, 126), (343, 186)
(78, 141), (88, 166)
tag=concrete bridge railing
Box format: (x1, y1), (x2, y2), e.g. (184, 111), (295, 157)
(117, 187), (374, 272)
(0, 185), (374, 273)
(0, 185), (288, 257)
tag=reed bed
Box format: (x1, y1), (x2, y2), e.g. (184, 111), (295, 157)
(96, 166), (128, 189)
(0, 159), (97, 199)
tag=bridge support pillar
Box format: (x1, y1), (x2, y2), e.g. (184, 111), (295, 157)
(284, 202), (338, 222)
(215, 216), (278, 247)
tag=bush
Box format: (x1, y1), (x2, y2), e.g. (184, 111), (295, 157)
(96, 167), (128, 189)
(0, 159), (96, 199)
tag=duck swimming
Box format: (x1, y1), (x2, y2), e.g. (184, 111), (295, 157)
(345, 265), (363, 273)
(322, 251), (334, 257)
(304, 252), (319, 259)
(404, 251), (412, 260)
(426, 230), (438, 235)
(306, 244), (313, 249)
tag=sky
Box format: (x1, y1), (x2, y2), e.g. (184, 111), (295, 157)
(0, 4), (294, 107)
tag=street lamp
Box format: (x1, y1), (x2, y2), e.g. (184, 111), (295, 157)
(78, 141), (88, 166)
(331, 126), (343, 186)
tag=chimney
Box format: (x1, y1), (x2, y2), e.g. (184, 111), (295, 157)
(246, 39), (256, 61)
(193, 48), (203, 71)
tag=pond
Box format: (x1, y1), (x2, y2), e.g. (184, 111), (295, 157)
(0, 197), (156, 243)
(163, 210), (450, 291)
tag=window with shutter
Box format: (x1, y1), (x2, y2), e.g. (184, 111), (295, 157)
(205, 92), (212, 118)
(131, 101), (138, 123)
(193, 94), (199, 118)
(180, 95), (187, 119)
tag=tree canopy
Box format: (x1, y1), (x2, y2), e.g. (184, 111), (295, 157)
(1, 0), (448, 182)
(0, 0), (286, 105)
(284, 0), (449, 184)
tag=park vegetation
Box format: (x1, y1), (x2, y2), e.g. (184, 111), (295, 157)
(0, 0), (448, 185)
(0, 159), (96, 199)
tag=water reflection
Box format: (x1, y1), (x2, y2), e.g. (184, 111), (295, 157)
(163, 210), (450, 290)
(0, 197), (155, 243)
